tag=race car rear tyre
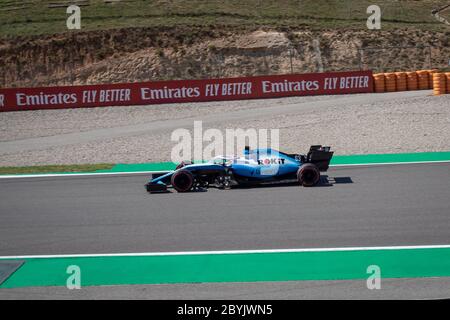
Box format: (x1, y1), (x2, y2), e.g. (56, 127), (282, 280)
(297, 163), (320, 187)
(176, 161), (193, 170)
(171, 170), (194, 192)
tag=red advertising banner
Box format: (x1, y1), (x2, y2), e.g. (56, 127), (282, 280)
(0, 71), (373, 112)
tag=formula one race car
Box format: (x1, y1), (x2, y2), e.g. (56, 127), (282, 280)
(146, 145), (333, 193)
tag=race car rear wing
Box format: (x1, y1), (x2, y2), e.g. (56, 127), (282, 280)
(304, 145), (333, 171)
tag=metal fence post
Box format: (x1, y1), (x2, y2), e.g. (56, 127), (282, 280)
(289, 47), (294, 74)
(358, 48), (363, 71)
(428, 46), (432, 69)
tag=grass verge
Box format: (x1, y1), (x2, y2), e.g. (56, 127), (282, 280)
(0, 163), (114, 175)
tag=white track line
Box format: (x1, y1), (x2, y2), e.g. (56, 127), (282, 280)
(1, 244), (449, 260)
(0, 170), (168, 179)
(0, 159), (449, 179)
(330, 160), (450, 167)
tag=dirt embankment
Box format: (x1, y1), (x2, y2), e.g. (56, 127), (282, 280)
(1, 27), (449, 88)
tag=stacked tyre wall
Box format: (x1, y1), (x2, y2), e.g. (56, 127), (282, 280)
(373, 69), (450, 95)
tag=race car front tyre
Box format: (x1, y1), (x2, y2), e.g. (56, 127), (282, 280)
(171, 170), (194, 192)
(297, 163), (320, 187)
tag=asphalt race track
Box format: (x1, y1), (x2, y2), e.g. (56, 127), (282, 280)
(1, 163), (450, 255)
(1, 162), (450, 299)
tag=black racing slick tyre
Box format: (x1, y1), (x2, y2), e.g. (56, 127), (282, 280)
(171, 170), (194, 192)
(297, 163), (320, 187)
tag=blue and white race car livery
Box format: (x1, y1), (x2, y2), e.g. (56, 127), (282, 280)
(146, 145), (333, 193)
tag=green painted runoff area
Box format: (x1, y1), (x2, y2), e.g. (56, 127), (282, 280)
(1, 247), (450, 288)
(2, 151), (450, 176)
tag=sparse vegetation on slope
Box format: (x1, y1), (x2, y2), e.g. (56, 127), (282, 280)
(0, 0), (449, 37)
